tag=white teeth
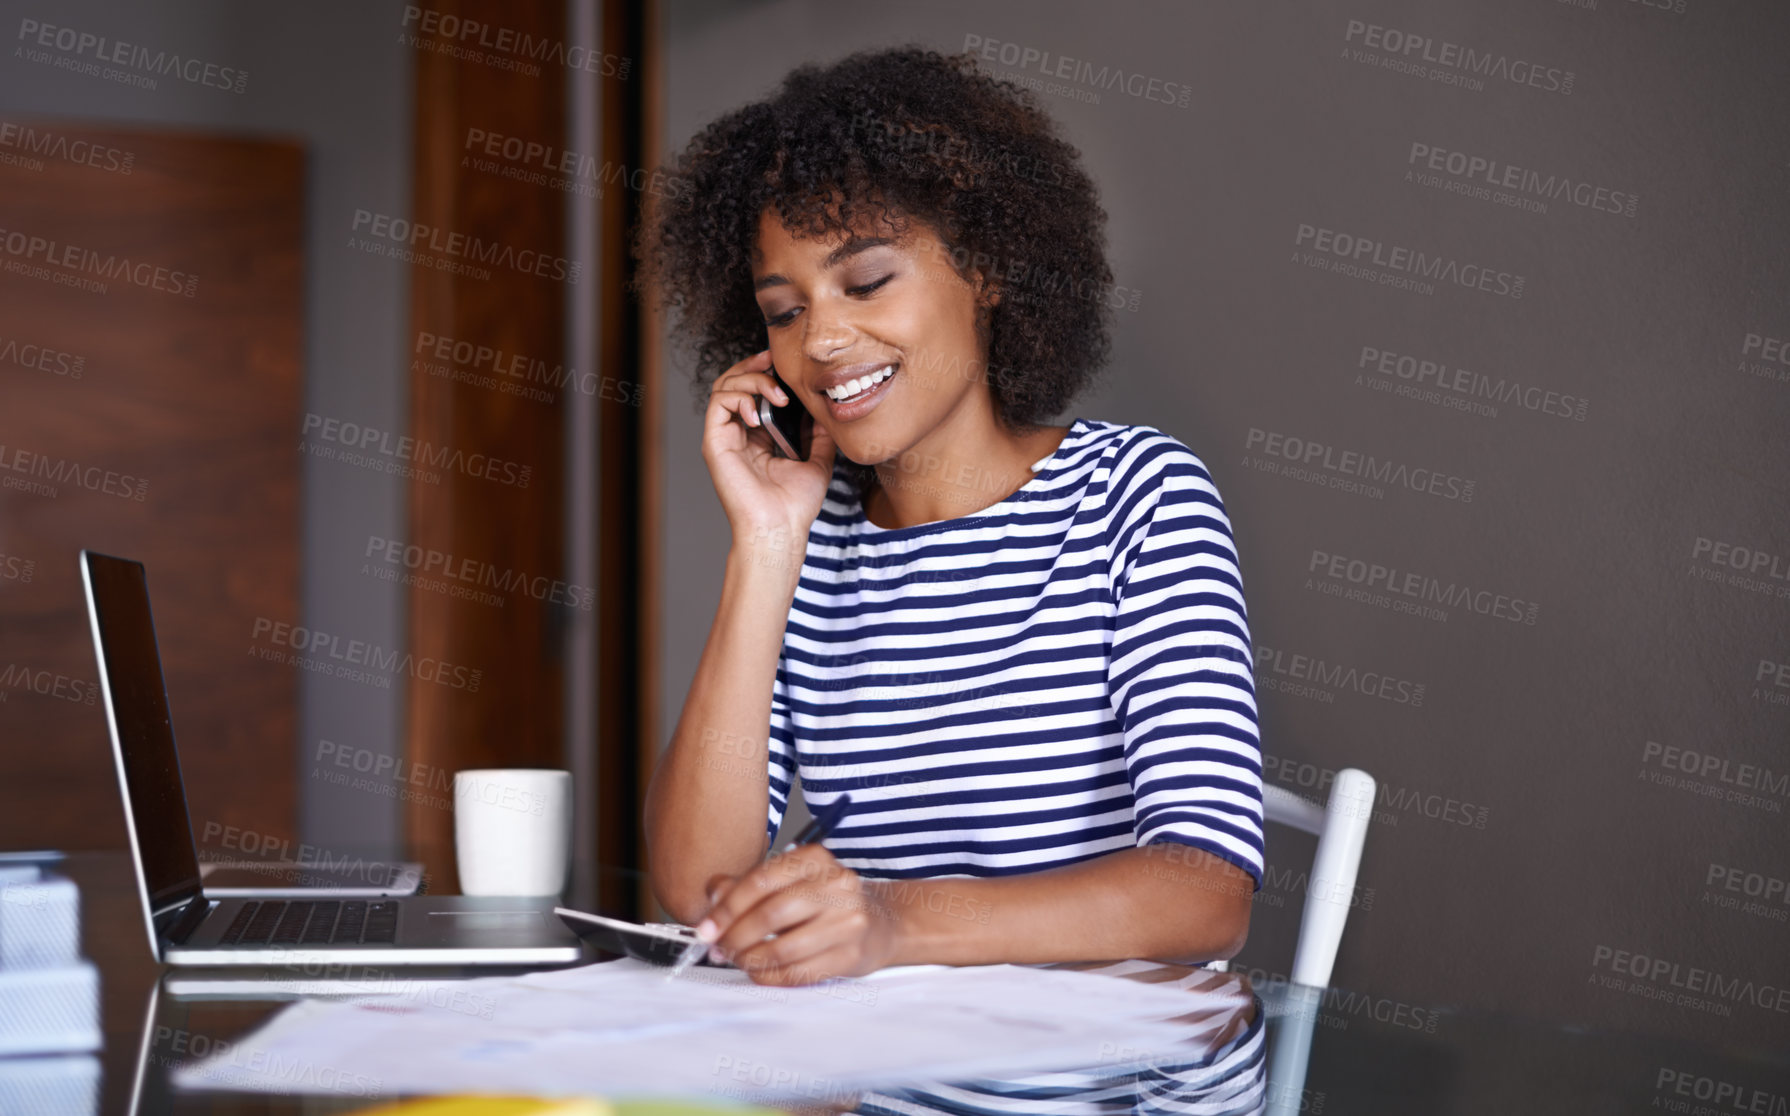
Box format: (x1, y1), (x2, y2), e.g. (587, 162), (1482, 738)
(827, 365), (894, 402)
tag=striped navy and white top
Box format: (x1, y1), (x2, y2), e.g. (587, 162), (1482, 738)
(766, 416), (1264, 888)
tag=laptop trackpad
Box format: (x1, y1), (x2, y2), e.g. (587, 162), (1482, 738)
(427, 911), (544, 930)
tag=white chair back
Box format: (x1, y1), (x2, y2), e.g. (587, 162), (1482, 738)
(1204, 768), (1376, 986)
(1257, 768), (1377, 1116)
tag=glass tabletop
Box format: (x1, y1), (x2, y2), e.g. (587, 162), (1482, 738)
(10, 851), (1789, 1115)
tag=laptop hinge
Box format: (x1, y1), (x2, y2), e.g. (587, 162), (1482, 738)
(165, 893), (213, 945)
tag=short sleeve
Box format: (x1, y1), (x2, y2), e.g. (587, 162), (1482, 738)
(765, 660), (799, 846)
(1106, 435), (1265, 889)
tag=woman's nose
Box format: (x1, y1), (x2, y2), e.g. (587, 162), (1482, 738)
(800, 303), (856, 363)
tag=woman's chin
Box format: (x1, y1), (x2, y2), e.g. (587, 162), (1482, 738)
(833, 426), (901, 469)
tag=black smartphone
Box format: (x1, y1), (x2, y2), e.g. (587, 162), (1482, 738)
(756, 363), (813, 461)
(554, 908), (726, 968)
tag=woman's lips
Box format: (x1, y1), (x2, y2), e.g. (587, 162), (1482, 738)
(823, 363), (898, 422)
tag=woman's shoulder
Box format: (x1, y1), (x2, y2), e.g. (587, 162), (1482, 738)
(1079, 417), (1222, 500)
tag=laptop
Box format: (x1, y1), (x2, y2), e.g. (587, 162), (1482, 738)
(195, 856), (424, 898)
(79, 549), (584, 968)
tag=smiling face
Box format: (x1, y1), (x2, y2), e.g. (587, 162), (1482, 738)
(749, 204), (1000, 472)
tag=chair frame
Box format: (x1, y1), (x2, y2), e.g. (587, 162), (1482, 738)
(1205, 767), (1376, 988)
(1225, 768), (1376, 1116)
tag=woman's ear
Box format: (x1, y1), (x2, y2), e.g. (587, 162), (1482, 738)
(971, 275), (1002, 336)
(974, 271), (1002, 309)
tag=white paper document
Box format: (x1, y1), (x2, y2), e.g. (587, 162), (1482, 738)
(169, 957), (1249, 1104)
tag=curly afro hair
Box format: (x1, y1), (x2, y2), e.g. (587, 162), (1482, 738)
(631, 44), (1115, 501)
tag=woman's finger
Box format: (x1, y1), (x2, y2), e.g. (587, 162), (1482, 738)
(706, 387), (760, 427)
(709, 351), (776, 397)
(747, 942), (865, 988)
(712, 370), (789, 418)
(710, 872), (833, 960)
(700, 845), (838, 943)
(729, 901), (872, 979)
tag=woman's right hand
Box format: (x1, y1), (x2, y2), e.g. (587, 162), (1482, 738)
(702, 349), (838, 554)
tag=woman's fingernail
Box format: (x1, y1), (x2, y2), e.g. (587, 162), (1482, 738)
(695, 919), (717, 942)
(709, 945), (727, 964)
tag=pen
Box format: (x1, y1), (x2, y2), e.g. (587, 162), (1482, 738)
(664, 792), (855, 981)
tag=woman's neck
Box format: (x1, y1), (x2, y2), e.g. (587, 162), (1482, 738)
(864, 417), (1071, 531)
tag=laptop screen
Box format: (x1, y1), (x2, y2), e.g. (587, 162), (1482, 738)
(81, 551), (203, 932)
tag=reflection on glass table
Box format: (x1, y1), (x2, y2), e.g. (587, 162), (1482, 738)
(127, 956), (1265, 1116)
(844, 960), (1265, 1116)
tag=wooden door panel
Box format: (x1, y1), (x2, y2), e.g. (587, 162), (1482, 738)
(0, 122), (303, 854)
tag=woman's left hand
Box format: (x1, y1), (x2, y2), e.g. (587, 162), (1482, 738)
(697, 844), (901, 986)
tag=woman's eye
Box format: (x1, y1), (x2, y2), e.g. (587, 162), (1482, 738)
(760, 275), (890, 326)
(846, 275), (893, 297)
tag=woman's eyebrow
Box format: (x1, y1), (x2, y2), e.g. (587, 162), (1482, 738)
(753, 236), (896, 292)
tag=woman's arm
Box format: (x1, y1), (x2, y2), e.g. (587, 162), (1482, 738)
(647, 347), (838, 925)
(702, 841), (1253, 985)
(644, 540), (804, 925)
(879, 842), (1253, 966)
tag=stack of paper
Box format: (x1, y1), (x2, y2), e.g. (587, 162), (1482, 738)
(0, 858), (101, 1115)
(342, 1096), (787, 1115)
(172, 956), (1248, 1107)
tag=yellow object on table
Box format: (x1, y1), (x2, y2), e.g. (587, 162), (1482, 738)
(345, 1096), (790, 1116)
(345, 1098), (613, 1116)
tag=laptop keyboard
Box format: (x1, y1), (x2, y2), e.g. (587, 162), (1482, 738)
(217, 900), (399, 946)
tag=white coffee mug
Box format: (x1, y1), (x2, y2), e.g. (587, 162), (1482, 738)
(453, 769), (572, 897)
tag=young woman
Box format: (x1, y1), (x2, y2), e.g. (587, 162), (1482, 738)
(635, 46), (1263, 986)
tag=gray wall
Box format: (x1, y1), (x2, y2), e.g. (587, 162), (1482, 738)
(0, 0), (416, 854)
(658, 0), (1789, 1048)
